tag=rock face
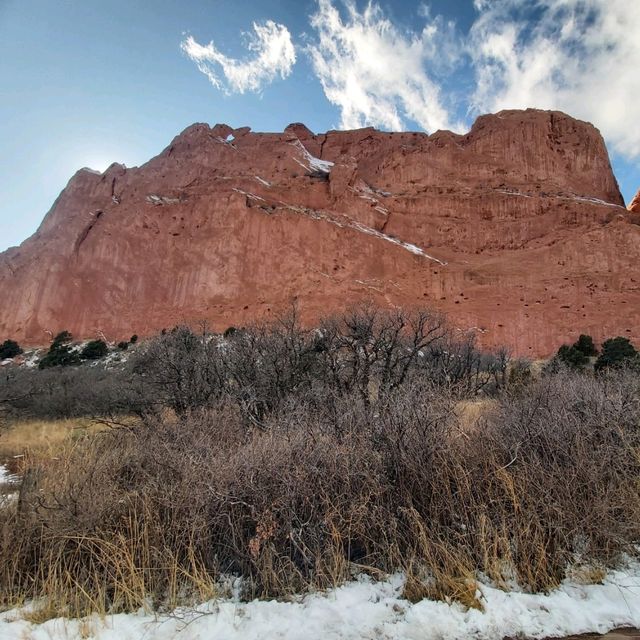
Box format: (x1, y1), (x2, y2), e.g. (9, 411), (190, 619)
(629, 189), (640, 213)
(0, 108), (638, 357)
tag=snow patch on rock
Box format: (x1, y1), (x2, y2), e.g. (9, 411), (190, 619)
(233, 188), (265, 202)
(146, 194), (181, 206)
(289, 139), (334, 174)
(254, 176), (271, 187)
(277, 203), (446, 265)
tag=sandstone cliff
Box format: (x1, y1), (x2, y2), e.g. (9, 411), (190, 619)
(0, 108), (637, 357)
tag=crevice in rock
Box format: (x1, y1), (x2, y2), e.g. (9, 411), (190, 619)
(74, 211), (102, 253)
(380, 212), (390, 234)
(319, 134), (328, 159)
(110, 178), (121, 204)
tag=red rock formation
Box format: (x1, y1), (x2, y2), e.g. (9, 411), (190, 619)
(629, 189), (640, 213)
(0, 108), (637, 357)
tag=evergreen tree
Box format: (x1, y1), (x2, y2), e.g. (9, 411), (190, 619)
(0, 339), (23, 359)
(574, 334), (597, 357)
(81, 339), (109, 360)
(595, 337), (638, 372)
(39, 331), (81, 369)
(556, 344), (589, 369)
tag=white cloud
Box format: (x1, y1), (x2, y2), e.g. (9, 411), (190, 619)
(178, 1), (640, 167)
(306, 0), (464, 133)
(469, 0), (640, 159)
(181, 20), (296, 94)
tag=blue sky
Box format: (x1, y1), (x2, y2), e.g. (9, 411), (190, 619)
(1, 0), (638, 252)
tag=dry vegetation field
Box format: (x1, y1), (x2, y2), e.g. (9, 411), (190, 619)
(0, 307), (638, 623)
(0, 418), (103, 459)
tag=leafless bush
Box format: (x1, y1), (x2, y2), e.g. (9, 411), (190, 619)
(313, 305), (448, 407)
(474, 370), (640, 585)
(130, 325), (226, 415)
(0, 365), (135, 421)
(2, 368), (639, 616)
(219, 311), (322, 427)
(0, 305), (508, 428)
(1, 305), (511, 428)
(129, 305), (494, 425)
(2, 305), (638, 616)
(418, 333), (510, 395)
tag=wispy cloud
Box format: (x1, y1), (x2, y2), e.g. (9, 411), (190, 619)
(181, 20), (296, 94)
(469, 0), (640, 158)
(306, 0), (463, 133)
(180, 0), (640, 166)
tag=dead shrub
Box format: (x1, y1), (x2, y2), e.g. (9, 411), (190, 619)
(1, 313), (639, 616)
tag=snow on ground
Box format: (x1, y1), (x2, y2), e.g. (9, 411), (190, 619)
(0, 464), (20, 489)
(0, 464), (19, 507)
(1, 567), (639, 640)
(93, 349), (128, 369)
(0, 348), (45, 369)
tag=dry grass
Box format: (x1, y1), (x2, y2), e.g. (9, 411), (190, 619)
(454, 398), (498, 432)
(0, 418), (94, 458)
(0, 370), (638, 619)
(0, 418), (115, 458)
(566, 564), (608, 586)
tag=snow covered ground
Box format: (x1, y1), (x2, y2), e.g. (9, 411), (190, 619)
(0, 463), (20, 506)
(0, 463), (19, 489)
(1, 566), (639, 639)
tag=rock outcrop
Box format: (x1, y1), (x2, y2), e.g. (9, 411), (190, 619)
(628, 189), (640, 213)
(0, 108), (637, 357)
